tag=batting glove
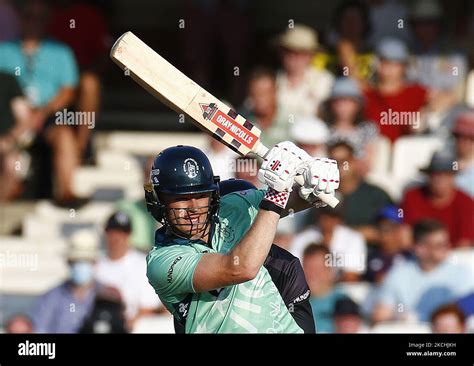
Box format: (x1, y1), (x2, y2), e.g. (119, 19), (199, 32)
(298, 157), (340, 207)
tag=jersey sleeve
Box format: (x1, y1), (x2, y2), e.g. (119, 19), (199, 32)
(221, 189), (266, 223)
(146, 246), (204, 302)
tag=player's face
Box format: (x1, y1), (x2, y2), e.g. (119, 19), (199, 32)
(163, 193), (211, 238)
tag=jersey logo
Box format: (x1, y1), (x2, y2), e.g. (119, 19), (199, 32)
(183, 158), (199, 178)
(167, 256), (183, 283)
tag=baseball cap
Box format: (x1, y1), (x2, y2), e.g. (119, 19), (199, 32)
(420, 151), (456, 173)
(105, 211), (132, 232)
(277, 24), (319, 52)
(334, 297), (360, 317)
(290, 117), (329, 145)
(452, 111), (474, 138)
(329, 77), (363, 102)
(376, 38), (409, 62)
(375, 205), (403, 224)
(67, 229), (100, 262)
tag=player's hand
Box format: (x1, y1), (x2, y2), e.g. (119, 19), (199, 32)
(258, 141), (308, 192)
(298, 157), (340, 207)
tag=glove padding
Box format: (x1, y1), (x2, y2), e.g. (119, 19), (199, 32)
(258, 141), (309, 192)
(298, 157), (340, 207)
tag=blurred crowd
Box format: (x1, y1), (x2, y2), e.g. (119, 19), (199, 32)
(1, 0), (473, 334)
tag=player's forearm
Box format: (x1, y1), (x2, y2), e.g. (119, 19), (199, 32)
(228, 209), (280, 280)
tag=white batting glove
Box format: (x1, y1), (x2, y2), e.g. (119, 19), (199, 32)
(258, 141), (307, 214)
(258, 141), (307, 192)
(298, 157), (340, 207)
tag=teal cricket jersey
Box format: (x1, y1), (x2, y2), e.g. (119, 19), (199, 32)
(146, 189), (303, 333)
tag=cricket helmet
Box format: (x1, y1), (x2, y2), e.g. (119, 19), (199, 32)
(145, 145), (220, 239)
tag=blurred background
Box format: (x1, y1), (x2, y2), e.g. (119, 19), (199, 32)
(0, 0), (473, 334)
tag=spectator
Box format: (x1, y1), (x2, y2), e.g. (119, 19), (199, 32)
(407, 0), (468, 101)
(31, 229), (101, 333)
(47, 0), (111, 162)
(325, 0), (374, 84)
(367, 0), (411, 46)
(333, 297), (367, 333)
(302, 244), (346, 333)
(328, 141), (392, 242)
(274, 216), (296, 251)
(325, 77), (379, 173)
(451, 111), (474, 197)
(292, 205), (367, 281)
(0, 71), (32, 201)
(203, 135), (238, 181)
(0, 0), (80, 204)
(95, 211), (163, 330)
(117, 156), (160, 251)
(242, 67), (291, 148)
(431, 304), (466, 333)
(457, 292), (474, 333)
(364, 205), (415, 284)
(276, 25), (334, 120)
(401, 151), (474, 247)
(234, 156), (260, 188)
(290, 116), (329, 157)
(364, 38), (428, 143)
(372, 220), (474, 323)
(5, 314), (33, 333)
(0, 0), (20, 41)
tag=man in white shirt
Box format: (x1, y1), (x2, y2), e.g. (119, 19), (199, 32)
(276, 24), (334, 119)
(291, 206), (367, 281)
(95, 211), (162, 330)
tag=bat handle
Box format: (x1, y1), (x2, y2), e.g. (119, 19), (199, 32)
(254, 143), (339, 208)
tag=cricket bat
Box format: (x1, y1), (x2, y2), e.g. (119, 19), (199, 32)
(110, 31), (339, 208)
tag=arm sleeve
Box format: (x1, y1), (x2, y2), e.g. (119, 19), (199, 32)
(146, 247), (204, 300)
(375, 267), (400, 308)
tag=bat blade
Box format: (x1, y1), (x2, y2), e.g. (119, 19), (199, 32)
(111, 31), (338, 207)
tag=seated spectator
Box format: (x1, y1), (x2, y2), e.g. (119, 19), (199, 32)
(324, 0), (375, 84)
(0, 0), (20, 41)
(275, 25), (334, 119)
(0, 0), (81, 204)
(364, 38), (427, 143)
(79, 286), (127, 334)
(431, 303), (466, 333)
(292, 205), (367, 281)
(47, 0), (111, 162)
(5, 314), (33, 333)
(364, 205), (415, 283)
(302, 244), (346, 333)
(31, 229), (102, 333)
(451, 111), (474, 197)
(367, 0), (411, 46)
(401, 151), (474, 247)
(241, 67), (291, 148)
(234, 156), (260, 188)
(0, 71), (32, 201)
(407, 0), (468, 102)
(204, 135), (238, 180)
(457, 292), (474, 333)
(95, 211), (163, 330)
(328, 141), (392, 242)
(117, 156), (160, 251)
(333, 296), (367, 333)
(372, 220), (474, 323)
(290, 116), (329, 158)
(325, 77), (379, 174)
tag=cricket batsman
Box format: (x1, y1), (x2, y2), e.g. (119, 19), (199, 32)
(145, 141), (340, 333)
